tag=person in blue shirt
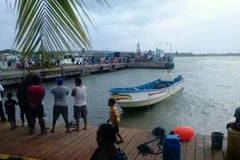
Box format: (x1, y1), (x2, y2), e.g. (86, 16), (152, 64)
(90, 123), (127, 160)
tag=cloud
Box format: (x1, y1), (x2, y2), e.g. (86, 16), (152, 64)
(0, 1), (16, 50)
(0, 0), (239, 53)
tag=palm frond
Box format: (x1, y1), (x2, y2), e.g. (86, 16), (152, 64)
(12, 0), (108, 58)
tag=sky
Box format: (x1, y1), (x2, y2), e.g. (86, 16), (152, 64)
(0, 0), (240, 53)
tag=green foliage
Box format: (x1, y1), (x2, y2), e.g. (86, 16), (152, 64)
(8, 0), (109, 61)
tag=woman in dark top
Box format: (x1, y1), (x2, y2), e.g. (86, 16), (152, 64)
(17, 81), (29, 127)
(90, 123), (128, 160)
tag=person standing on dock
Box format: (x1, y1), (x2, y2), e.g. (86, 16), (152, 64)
(27, 75), (47, 135)
(0, 84), (6, 122)
(17, 81), (29, 127)
(4, 92), (18, 129)
(50, 78), (70, 133)
(107, 98), (124, 144)
(71, 77), (88, 131)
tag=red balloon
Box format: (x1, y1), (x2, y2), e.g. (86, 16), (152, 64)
(172, 126), (194, 141)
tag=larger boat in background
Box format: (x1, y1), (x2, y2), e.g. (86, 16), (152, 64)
(108, 71), (184, 112)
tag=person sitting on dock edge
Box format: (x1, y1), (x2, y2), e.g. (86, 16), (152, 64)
(227, 106), (240, 131)
(71, 77), (88, 131)
(90, 123), (127, 160)
(107, 98), (124, 144)
(51, 78), (70, 133)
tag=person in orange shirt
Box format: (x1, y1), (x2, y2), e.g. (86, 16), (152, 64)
(107, 98), (124, 144)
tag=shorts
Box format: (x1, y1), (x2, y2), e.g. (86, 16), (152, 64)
(74, 105), (87, 120)
(53, 105), (68, 121)
(7, 112), (15, 121)
(29, 105), (45, 118)
(113, 124), (119, 133)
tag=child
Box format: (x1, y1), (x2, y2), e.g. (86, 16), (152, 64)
(107, 98), (124, 144)
(226, 106), (240, 131)
(4, 92), (18, 129)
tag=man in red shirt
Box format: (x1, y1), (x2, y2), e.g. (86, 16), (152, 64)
(27, 75), (47, 135)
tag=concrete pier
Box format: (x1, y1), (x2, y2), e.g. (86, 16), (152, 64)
(0, 62), (173, 86)
(0, 63), (126, 86)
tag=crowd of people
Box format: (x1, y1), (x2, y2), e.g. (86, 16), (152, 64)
(15, 55), (131, 70)
(0, 75), (128, 159)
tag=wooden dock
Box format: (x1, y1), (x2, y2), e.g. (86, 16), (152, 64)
(0, 122), (227, 160)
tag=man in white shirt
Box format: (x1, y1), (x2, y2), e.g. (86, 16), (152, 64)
(71, 77), (87, 131)
(0, 84), (6, 122)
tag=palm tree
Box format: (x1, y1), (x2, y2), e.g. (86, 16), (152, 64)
(9, 0), (108, 64)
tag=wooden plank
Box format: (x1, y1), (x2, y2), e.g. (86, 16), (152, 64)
(42, 126), (96, 159)
(0, 124), (44, 154)
(222, 138), (227, 160)
(52, 127), (98, 160)
(181, 141), (188, 160)
(185, 136), (196, 160)
(195, 135), (204, 160)
(61, 134), (97, 160)
(48, 127), (100, 159)
(132, 132), (152, 160)
(0, 122), (216, 160)
(120, 128), (139, 150)
(124, 129), (145, 156)
(145, 133), (161, 160)
(154, 152), (162, 160)
(203, 135), (214, 160)
(0, 127), (27, 152)
(212, 137), (226, 160)
(213, 150), (224, 160)
(18, 124), (65, 157)
(36, 127), (95, 159)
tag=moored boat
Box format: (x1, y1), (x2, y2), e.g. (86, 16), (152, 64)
(108, 71), (184, 112)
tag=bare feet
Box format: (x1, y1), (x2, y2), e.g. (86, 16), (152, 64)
(50, 129), (55, 133)
(83, 127), (88, 130)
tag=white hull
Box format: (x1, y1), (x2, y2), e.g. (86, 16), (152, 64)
(111, 80), (184, 109)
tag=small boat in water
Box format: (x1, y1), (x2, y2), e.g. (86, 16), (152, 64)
(108, 71), (184, 112)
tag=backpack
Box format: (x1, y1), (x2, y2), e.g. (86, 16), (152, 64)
(152, 126), (166, 145)
(152, 126), (166, 136)
(137, 126), (166, 155)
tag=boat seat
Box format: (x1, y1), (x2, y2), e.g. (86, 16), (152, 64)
(154, 83), (167, 89)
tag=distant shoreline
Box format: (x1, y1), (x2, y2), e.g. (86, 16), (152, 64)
(175, 53), (240, 57)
